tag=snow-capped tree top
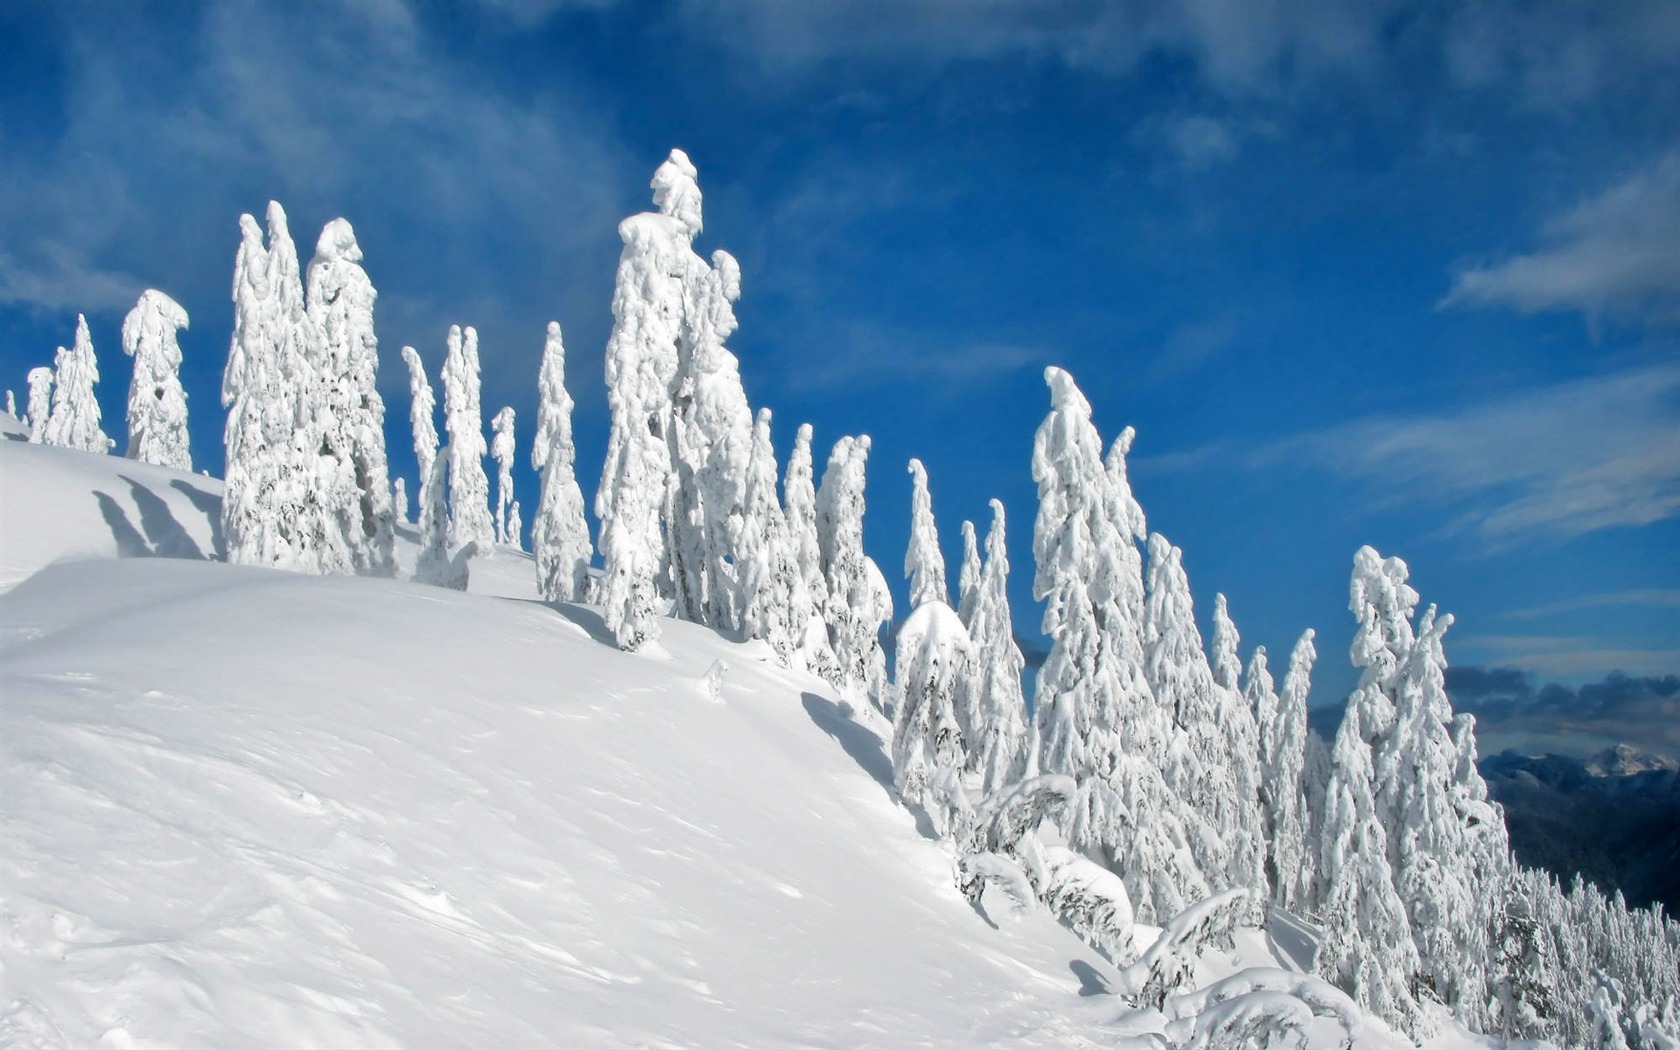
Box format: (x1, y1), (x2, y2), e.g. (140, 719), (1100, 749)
(1104, 425), (1147, 543)
(533, 322), (573, 472)
(313, 217), (363, 264)
(1350, 545), (1419, 684)
(905, 458), (948, 609)
(712, 249), (741, 304)
(122, 290), (189, 365)
(651, 148), (702, 240)
(1282, 628), (1317, 707)
(897, 599), (971, 664)
(957, 519), (981, 627)
(1211, 593), (1242, 693)
(264, 200), (305, 320)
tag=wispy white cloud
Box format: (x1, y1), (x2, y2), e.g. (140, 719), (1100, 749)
(786, 324), (1042, 393)
(1142, 362), (1680, 545)
(1454, 634), (1680, 678)
(1503, 589), (1680, 621)
(1443, 153), (1680, 325)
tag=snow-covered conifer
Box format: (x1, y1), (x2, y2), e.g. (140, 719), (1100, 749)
(507, 501), (522, 550)
(1270, 628), (1316, 912)
(531, 322), (592, 603)
(893, 602), (971, 831)
(415, 446), (470, 590)
(1031, 368), (1206, 922)
(1210, 593), (1242, 694)
(393, 477), (409, 525)
(904, 458), (949, 609)
(957, 519), (981, 627)
(42, 315), (113, 453)
(817, 435), (891, 711)
(597, 154), (696, 650)
(1144, 535), (1265, 917)
(120, 290), (191, 470)
(738, 408), (804, 662)
(26, 367), (53, 443)
(1315, 702), (1422, 1035)
(959, 499), (1030, 796)
(305, 217), (395, 576)
(442, 325), (495, 557)
(491, 406), (516, 546)
(782, 423), (838, 676)
(4, 390), (13, 422)
(401, 346), (439, 513)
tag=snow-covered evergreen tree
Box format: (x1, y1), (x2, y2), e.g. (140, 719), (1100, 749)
(401, 345), (439, 514)
(531, 322), (592, 604)
(737, 408), (804, 662)
(393, 477), (409, 525)
(957, 519), (981, 627)
(893, 602), (972, 832)
(222, 203), (345, 572)
(1315, 701), (1423, 1036)
(1210, 593), (1242, 694)
(442, 325), (495, 558)
(25, 367), (53, 443)
(904, 458), (949, 609)
(42, 315), (113, 453)
(782, 423), (837, 676)
(1143, 536), (1266, 920)
(305, 217), (395, 577)
(1031, 368), (1206, 922)
(1269, 628), (1316, 912)
(597, 154), (696, 650)
(415, 446), (470, 590)
(816, 435), (891, 712)
(120, 290), (191, 470)
(959, 498), (1030, 796)
(491, 406), (516, 546)
(507, 501), (522, 551)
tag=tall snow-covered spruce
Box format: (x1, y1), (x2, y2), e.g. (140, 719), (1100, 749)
(1030, 367), (1206, 923)
(491, 406), (517, 546)
(26, 367), (53, 443)
(958, 499), (1030, 797)
(442, 325), (494, 558)
(120, 290), (191, 470)
(42, 315), (113, 454)
(817, 435), (892, 713)
(893, 601), (972, 834)
(401, 346), (439, 514)
(531, 322), (592, 603)
(305, 217), (395, 577)
(597, 151), (698, 650)
(904, 458), (949, 609)
(737, 408), (804, 662)
(1268, 628), (1317, 913)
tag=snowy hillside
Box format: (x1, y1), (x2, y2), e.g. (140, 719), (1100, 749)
(0, 436), (1435, 1048)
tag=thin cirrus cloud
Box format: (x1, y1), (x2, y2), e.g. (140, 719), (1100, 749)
(1443, 152), (1680, 325)
(1503, 588), (1680, 621)
(1144, 362), (1680, 546)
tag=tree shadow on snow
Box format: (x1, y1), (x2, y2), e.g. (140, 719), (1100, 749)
(799, 692), (898, 799)
(548, 602), (619, 648)
(94, 491), (152, 558)
(1070, 959), (1113, 997)
(123, 476), (203, 560)
(168, 479), (225, 560)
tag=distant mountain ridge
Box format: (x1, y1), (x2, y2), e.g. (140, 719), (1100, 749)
(1480, 747), (1680, 916)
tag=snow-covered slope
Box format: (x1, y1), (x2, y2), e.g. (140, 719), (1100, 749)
(0, 438), (1448, 1048)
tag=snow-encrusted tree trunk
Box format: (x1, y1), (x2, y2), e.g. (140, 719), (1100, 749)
(904, 458), (949, 609)
(957, 519), (981, 627)
(892, 601), (972, 833)
(531, 322), (592, 603)
(442, 325), (495, 559)
(1031, 368), (1206, 923)
(25, 367), (53, 443)
(1270, 628), (1316, 913)
(959, 498), (1030, 797)
(597, 153), (696, 650)
(42, 315), (113, 453)
(490, 406), (516, 547)
(305, 218), (395, 577)
(120, 290), (191, 470)
(415, 446), (470, 590)
(817, 435), (891, 712)
(401, 346), (439, 515)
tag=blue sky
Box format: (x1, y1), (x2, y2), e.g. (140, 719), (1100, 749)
(2, 0), (1677, 715)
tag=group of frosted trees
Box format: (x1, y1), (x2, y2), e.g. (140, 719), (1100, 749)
(14, 295), (190, 470)
(15, 150), (1677, 1049)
